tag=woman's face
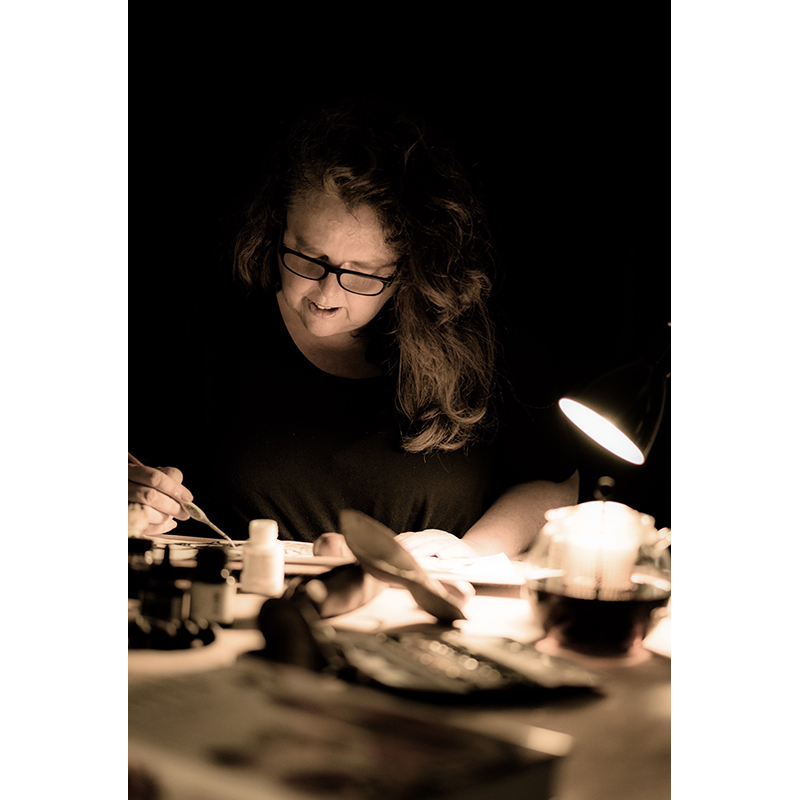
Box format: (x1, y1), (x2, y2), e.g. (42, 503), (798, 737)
(278, 192), (398, 344)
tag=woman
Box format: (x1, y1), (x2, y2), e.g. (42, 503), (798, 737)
(128, 98), (578, 558)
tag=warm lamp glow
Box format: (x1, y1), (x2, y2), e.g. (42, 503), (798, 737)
(558, 398), (645, 465)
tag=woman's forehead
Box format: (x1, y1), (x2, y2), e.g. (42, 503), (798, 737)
(286, 193), (396, 262)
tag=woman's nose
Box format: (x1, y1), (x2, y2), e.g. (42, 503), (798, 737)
(317, 271), (344, 298)
(319, 272), (344, 295)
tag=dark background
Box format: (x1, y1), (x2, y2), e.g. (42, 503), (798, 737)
(133, 35), (669, 529)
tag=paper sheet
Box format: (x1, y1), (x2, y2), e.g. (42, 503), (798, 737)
(416, 553), (526, 585)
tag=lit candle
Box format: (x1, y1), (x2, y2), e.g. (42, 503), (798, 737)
(560, 502), (642, 600)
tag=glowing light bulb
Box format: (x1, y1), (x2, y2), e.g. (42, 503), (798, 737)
(559, 398), (645, 465)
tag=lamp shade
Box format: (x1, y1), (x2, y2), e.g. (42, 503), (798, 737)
(559, 355), (669, 465)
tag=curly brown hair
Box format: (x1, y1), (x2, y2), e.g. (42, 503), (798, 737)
(233, 98), (498, 453)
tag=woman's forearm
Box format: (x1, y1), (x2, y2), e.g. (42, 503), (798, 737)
(463, 470), (580, 558)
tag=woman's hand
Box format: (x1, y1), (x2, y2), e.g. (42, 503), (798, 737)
(127, 463), (194, 535)
(313, 532), (355, 560)
(394, 530), (494, 559)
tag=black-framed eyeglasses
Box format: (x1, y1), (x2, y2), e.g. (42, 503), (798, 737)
(278, 239), (396, 297)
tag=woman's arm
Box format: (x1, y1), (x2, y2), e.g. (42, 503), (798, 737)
(396, 470), (579, 560)
(462, 470), (579, 558)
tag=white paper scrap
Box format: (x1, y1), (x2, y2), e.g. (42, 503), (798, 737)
(416, 553), (524, 584)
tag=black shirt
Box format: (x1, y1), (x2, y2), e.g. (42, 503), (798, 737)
(134, 290), (576, 541)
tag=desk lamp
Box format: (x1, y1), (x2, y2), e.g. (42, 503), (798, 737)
(558, 323), (670, 465)
(526, 324), (671, 657)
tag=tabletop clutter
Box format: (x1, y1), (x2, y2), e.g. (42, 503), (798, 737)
(129, 503), (671, 800)
(128, 500), (670, 682)
(128, 509), (285, 651)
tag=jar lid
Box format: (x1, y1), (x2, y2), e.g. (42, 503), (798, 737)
(248, 519), (279, 545)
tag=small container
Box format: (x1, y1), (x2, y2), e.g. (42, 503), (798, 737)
(139, 545), (190, 622)
(240, 519), (284, 597)
(190, 547), (236, 626)
(128, 537), (154, 601)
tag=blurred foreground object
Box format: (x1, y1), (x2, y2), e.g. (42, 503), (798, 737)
(129, 657), (573, 800)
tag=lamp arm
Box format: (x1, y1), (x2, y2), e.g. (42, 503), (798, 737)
(646, 323), (671, 377)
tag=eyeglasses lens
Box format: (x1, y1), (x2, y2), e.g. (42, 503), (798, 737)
(281, 251), (386, 296)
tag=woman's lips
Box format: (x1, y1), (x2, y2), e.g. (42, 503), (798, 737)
(308, 299), (340, 318)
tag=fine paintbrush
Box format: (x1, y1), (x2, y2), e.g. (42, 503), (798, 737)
(127, 453), (236, 546)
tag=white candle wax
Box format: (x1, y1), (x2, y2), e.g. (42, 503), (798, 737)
(562, 529), (639, 599)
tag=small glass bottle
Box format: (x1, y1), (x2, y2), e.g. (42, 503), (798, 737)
(128, 537), (153, 601)
(240, 519), (284, 597)
(190, 547), (236, 626)
(139, 545), (190, 622)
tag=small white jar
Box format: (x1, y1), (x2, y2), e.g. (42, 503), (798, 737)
(239, 519), (284, 597)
